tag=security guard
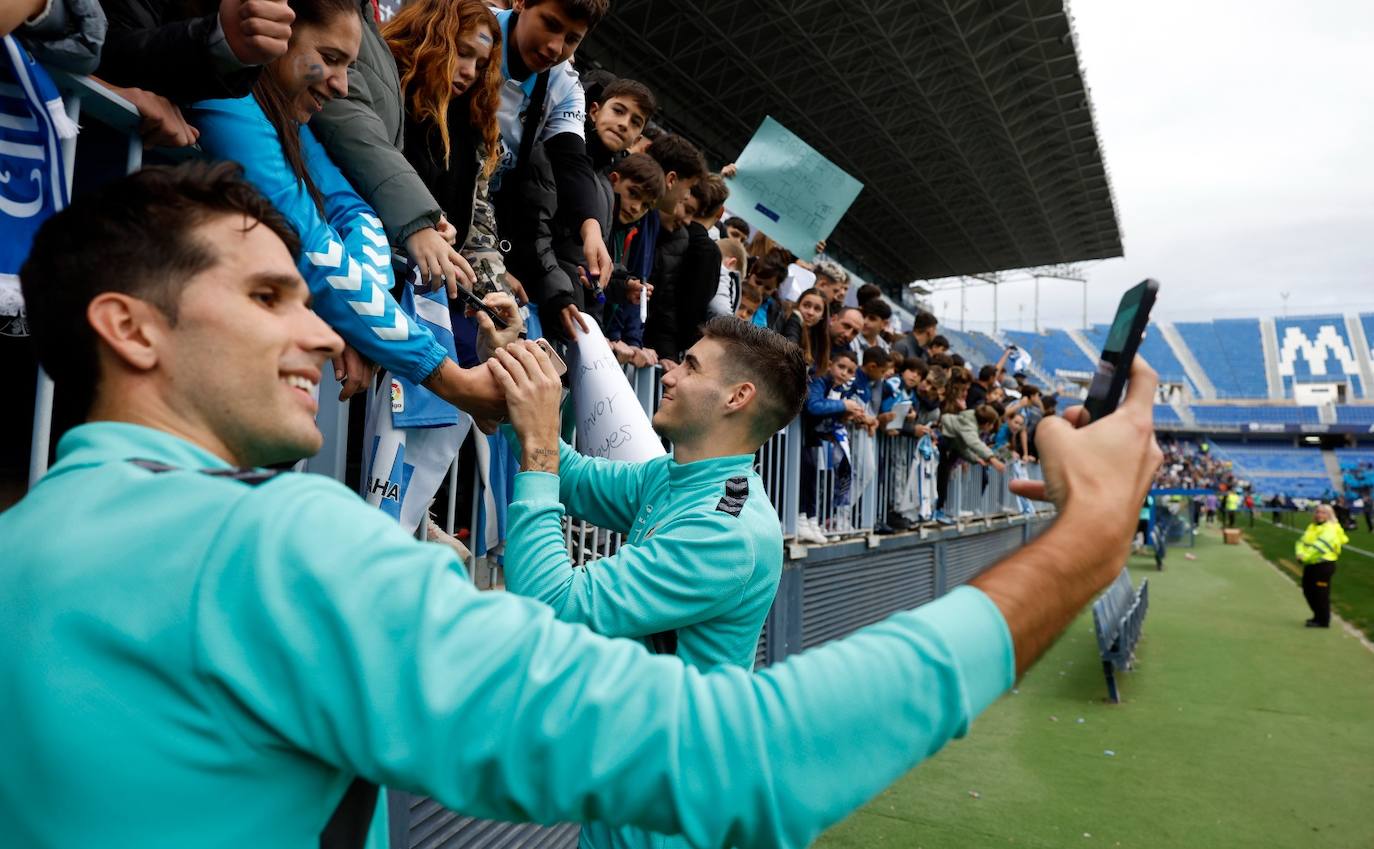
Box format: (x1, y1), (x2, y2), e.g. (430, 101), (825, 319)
(1, 163), (1164, 848)
(1224, 488), (1242, 528)
(1295, 503), (1349, 628)
(494, 319), (805, 849)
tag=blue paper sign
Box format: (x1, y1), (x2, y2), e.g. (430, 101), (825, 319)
(724, 116), (863, 259)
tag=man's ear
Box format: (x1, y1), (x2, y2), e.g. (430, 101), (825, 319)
(724, 381), (757, 415)
(608, 171), (621, 188)
(587, 101), (601, 121)
(663, 171), (678, 190)
(86, 293), (167, 373)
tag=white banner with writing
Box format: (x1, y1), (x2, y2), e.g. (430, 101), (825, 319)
(570, 312), (665, 462)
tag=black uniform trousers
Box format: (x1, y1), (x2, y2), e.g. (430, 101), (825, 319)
(1301, 561), (1337, 626)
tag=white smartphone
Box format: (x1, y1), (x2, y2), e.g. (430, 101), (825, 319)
(533, 337), (568, 377)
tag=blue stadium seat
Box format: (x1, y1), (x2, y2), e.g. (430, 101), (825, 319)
(1335, 447), (1374, 467)
(1084, 323), (1191, 390)
(1274, 315), (1364, 397)
(1335, 406), (1374, 426)
(1153, 404), (1181, 425)
(1190, 406), (1319, 425)
(940, 328), (1006, 371)
(1174, 319), (1267, 399)
(1209, 443), (1333, 497)
(1001, 329), (1094, 380)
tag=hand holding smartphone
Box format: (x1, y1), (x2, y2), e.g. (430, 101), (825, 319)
(1083, 279), (1159, 423)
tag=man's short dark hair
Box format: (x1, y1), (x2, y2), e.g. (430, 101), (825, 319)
(609, 152), (666, 201)
(748, 252), (789, 284)
(596, 77), (657, 118)
(912, 311), (937, 332)
(646, 134), (707, 182)
(20, 161), (300, 414)
(700, 316), (808, 440)
(831, 349), (857, 366)
(929, 334), (949, 350)
(950, 353), (965, 367)
(978, 364), (998, 383)
(526, 0), (609, 27)
(927, 352), (953, 368)
(855, 283), (883, 305)
(901, 356), (929, 377)
(862, 347), (891, 367)
(722, 216), (750, 238)
(860, 299), (891, 321)
(690, 173), (729, 218)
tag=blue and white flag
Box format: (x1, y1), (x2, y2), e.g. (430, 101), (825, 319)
(361, 271), (469, 534)
(1, 35), (76, 324)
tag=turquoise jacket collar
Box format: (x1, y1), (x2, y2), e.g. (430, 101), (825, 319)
(665, 452), (755, 491)
(49, 422), (237, 480)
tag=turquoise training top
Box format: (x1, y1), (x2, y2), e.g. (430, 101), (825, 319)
(505, 443), (780, 670)
(0, 422), (1014, 849)
(505, 444), (782, 849)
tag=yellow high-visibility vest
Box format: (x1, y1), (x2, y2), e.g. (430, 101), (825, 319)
(1295, 520), (1348, 565)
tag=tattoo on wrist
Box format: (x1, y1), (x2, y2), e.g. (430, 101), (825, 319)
(525, 447), (559, 472)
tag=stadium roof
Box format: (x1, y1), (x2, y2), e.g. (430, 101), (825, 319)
(581, 0), (1123, 288)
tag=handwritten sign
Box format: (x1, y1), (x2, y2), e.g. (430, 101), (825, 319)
(724, 116), (864, 260)
(569, 313), (666, 462)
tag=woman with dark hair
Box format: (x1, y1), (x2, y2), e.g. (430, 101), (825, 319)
(780, 287), (830, 374)
(191, 0), (509, 420)
(383, 0), (512, 301)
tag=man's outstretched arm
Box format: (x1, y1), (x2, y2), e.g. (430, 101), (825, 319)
(973, 357), (1163, 675)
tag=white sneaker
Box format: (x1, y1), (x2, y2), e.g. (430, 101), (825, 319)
(797, 516), (827, 544)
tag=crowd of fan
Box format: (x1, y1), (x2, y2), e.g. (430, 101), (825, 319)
(1153, 438), (1237, 491)
(7, 0), (1065, 542)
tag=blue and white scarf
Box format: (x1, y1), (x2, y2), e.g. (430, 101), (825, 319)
(1, 35), (76, 325)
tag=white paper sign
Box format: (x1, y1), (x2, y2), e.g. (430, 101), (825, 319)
(570, 312), (666, 462)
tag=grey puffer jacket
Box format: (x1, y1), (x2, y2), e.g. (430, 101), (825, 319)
(310, 0), (441, 248)
(19, 0), (105, 75)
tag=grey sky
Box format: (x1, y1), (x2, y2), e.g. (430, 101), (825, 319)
(924, 0), (1374, 334)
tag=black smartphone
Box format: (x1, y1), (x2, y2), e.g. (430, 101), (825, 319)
(1083, 278), (1159, 422)
(454, 285), (509, 330)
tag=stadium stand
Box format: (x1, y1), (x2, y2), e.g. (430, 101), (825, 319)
(1336, 406), (1374, 426)
(1153, 405), (1182, 425)
(1174, 319), (1268, 398)
(1274, 314), (1365, 397)
(941, 327), (1007, 372)
(1001, 328), (1094, 379)
(1335, 447), (1374, 467)
(1190, 406), (1320, 425)
(1083, 323), (1193, 391)
(1209, 443), (1333, 497)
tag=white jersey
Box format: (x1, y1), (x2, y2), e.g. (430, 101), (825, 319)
(707, 266), (741, 318)
(490, 9), (586, 193)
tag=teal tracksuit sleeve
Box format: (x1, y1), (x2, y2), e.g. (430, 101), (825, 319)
(504, 472), (751, 637)
(198, 473), (1013, 849)
(497, 431), (649, 533)
(191, 97), (446, 385)
(552, 440), (651, 532)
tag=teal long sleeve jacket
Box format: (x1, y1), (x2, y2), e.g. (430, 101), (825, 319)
(504, 444), (783, 849)
(504, 442), (780, 670)
(0, 423), (1014, 849)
